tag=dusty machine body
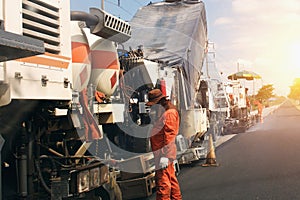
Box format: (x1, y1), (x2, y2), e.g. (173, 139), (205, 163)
(117, 0), (211, 173)
(0, 0), (132, 199)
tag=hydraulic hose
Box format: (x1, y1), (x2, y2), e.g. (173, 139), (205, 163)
(35, 161), (51, 194)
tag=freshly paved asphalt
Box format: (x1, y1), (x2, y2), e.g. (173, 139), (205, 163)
(147, 100), (300, 200)
(177, 100), (300, 200)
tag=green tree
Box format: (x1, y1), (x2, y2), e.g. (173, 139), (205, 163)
(288, 78), (300, 100)
(255, 84), (274, 102)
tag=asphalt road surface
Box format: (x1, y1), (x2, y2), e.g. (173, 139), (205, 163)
(147, 100), (300, 200)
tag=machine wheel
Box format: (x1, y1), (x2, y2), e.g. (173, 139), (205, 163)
(94, 187), (111, 200)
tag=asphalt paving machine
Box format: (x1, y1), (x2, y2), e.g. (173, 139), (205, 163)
(120, 0), (209, 167)
(0, 0), (130, 199)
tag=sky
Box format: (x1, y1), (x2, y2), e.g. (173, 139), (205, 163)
(70, 0), (300, 96)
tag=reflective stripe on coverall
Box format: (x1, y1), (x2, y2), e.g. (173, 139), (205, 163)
(150, 106), (182, 200)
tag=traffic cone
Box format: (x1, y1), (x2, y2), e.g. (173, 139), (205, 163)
(202, 134), (219, 167)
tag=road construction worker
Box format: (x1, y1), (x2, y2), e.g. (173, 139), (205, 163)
(146, 88), (182, 200)
(254, 99), (264, 122)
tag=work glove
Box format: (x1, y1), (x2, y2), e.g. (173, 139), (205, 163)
(159, 157), (169, 169)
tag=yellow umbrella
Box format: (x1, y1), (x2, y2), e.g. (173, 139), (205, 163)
(227, 70), (261, 81)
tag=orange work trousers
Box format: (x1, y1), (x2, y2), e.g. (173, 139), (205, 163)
(155, 163), (182, 200)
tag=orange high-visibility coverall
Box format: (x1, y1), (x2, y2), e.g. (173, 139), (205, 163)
(150, 103), (182, 200)
(254, 100), (263, 116)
